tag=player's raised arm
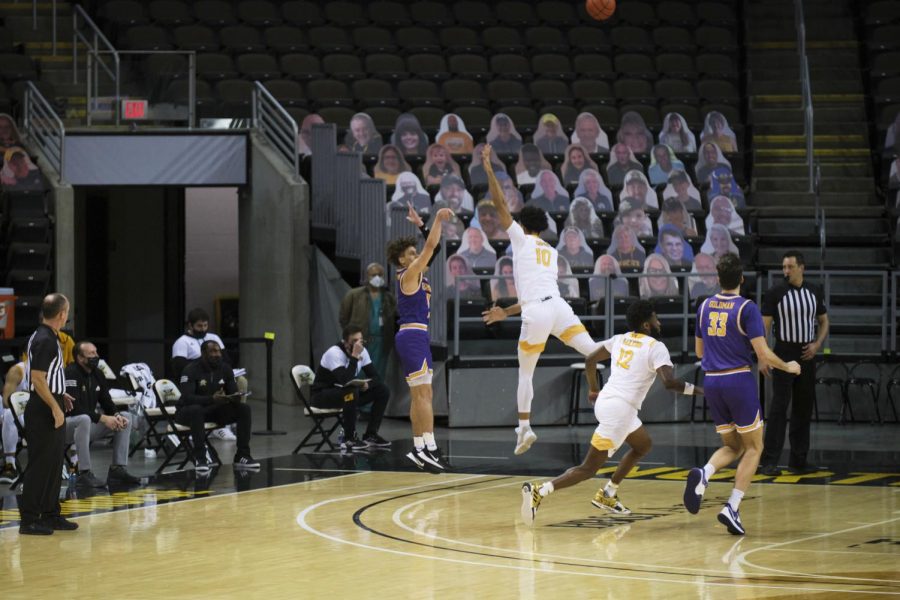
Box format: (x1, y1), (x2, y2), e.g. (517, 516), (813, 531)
(404, 207), (452, 281)
(482, 144), (514, 230)
(749, 337), (801, 375)
(655, 365), (703, 396)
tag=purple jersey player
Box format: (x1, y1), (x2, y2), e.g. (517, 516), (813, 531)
(386, 206), (454, 474)
(683, 253), (800, 536)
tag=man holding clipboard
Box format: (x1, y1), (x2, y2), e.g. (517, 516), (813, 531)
(311, 326), (391, 452)
(176, 340), (259, 473)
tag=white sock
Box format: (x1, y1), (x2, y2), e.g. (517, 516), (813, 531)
(413, 436), (424, 451)
(604, 481), (619, 496)
(728, 489), (744, 511)
(518, 419), (530, 429)
(703, 463), (716, 481)
(538, 482), (554, 497)
(423, 432), (437, 451)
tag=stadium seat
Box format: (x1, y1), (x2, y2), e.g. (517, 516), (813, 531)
(195, 53), (239, 82)
(264, 26), (308, 54)
(323, 1), (368, 27)
(237, 0), (282, 26)
(149, 0), (193, 26)
(173, 25), (219, 52)
(193, 0), (238, 27)
(282, 1), (325, 27)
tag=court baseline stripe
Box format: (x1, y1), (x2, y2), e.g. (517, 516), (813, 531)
(297, 474), (898, 594)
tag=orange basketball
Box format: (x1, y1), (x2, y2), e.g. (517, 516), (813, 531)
(586, 0), (616, 21)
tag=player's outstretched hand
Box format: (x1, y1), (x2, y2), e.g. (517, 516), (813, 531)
(481, 144), (494, 173)
(435, 207), (453, 222)
(482, 304), (506, 325)
(405, 201), (424, 228)
(785, 360), (801, 375)
(588, 390), (599, 406)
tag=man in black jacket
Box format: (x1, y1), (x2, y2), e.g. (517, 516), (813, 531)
(312, 326), (391, 452)
(176, 340), (259, 474)
(65, 341), (141, 487)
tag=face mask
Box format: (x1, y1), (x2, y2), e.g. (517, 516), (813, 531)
(207, 357), (221, 369)
(191, 329), (206, 339)
(369, 275), (384, 288)
(87, 356), (100, 369)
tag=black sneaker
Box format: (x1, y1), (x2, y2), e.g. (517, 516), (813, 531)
(363, 433), (392, 448)
(41, 516), (79, 531)
(76, 470), (107, 488)
(758, 464), (781, 476)
(342, 435), (369, 453)
(107, 465), (141, 485)
(0, 463), (17, 483)
(19, 522), (53, 536)
(423, 447), (452, 471)
(233, 453), (261, 469)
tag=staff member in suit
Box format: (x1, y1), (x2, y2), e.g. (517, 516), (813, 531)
(19, 293), (79, 535)
(759, 251), (829, 475)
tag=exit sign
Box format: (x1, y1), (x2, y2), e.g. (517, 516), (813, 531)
(121, 99), (148, 120)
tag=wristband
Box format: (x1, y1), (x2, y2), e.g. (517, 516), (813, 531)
(683, 382), (695, 396)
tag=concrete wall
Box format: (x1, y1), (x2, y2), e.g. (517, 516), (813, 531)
(241, 132), (310, 406)
(184, 187), (240, 324)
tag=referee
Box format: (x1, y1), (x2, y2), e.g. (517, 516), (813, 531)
(19, 293), (79, 535)
(759, 251), (829, 475)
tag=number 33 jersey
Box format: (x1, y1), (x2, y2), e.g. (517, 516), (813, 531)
(695, 293), (766, 373)
(598, 332), (673, 410)
(508, 221), (560, 303)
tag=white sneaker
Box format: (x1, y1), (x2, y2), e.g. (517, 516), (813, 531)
(211, 427), (237, 441)
(514, 426), (538, 455)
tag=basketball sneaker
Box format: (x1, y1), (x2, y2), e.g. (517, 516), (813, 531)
(520, 481), (543, 526)
(362, 433), (392, 449)
(514, 426), (538, 455)
(683, 467), (707, 514)
(233, 453), (261, 469)
(0, 463), (17, 484)
(591, 488), (631, 514)
(405, 448), (441, 473)
(194, 457), (211, 475)
(717, 504), (745, 536)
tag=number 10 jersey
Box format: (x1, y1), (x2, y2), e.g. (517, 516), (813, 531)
(508, 221), (560, 304)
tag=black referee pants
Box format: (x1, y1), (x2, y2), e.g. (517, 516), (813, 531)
(311, 382), (389, 439)
(19, 394), (66, 526)
(761, 342), (816, 469)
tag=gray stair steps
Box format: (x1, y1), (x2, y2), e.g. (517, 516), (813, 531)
(757, 246), (892, 268)
(751, 191), (880, 206)
(753, 177), (875, 193)
(751, 106), (867, 123)
(753, 206), (885, 218)
(757, 218), (887, 234)
(752, 162), (871, 178)
(752, 122), (870, 135)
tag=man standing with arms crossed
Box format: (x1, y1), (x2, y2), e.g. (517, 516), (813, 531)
(481, 144), (603, 455)
(684, 254), (800, 535)
(19, 293), (79, 535)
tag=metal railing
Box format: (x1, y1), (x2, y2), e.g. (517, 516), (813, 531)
(251, 81), (299, 173)
(72, 4), (120, 126)
(450, 271), (763, 361)
(765, 269), (892, 353)
(22, 81), (65, 181)
(795, 0), (815, 193)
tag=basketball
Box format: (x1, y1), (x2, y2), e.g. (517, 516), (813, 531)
(586, 0), (616, 21)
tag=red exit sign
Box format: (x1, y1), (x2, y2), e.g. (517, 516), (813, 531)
(121, 99), (148, 120)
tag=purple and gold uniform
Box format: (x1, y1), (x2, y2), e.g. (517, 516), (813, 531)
(696, 293), (766, 434)
(395, 268), (433, 385)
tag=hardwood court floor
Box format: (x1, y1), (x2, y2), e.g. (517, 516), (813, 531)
(1, 470), (897, 599)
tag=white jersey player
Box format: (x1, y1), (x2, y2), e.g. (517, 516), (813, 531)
(481, 144), (606, 455)
(519, 300), (703, 526)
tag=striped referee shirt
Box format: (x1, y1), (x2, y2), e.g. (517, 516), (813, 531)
(25, 324), (66, 395)
(761, 281), (827, 344)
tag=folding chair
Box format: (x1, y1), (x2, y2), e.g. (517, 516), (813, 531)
(6, 391), (76, 489)
(152, 379), (220, 474)
(291, 365), (344, 453)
